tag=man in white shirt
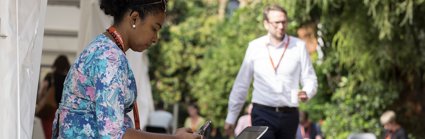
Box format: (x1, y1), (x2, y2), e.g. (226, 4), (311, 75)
(224, 4), (318, 139)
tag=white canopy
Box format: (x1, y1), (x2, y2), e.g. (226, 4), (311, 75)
(0, 0), (154, 138)
(0, 0), (47, 138)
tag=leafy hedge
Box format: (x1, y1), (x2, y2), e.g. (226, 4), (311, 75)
(148, 0), (425, 138)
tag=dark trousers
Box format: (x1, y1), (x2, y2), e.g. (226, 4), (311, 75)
(251, 104), (299, 139)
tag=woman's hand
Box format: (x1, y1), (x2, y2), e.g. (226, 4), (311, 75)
(174, 128), (202, 139)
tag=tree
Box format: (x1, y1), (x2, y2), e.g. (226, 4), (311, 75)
(301, 0), (425, 138)
(148, 0), (425, 138)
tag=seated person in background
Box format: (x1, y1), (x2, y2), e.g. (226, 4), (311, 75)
(184, 103), (206, 132)
(234, 103), (253, 136)
(296, 111), (323, 139)
(146, 101), (173, 134)
(380, 110), (408, 139)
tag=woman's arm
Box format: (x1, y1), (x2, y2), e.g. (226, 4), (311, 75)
(35, 83), (55, 114)
(123, 128), (201, 139)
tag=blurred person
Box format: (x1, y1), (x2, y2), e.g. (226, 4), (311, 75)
(184, 103), (206, 132)
(51, 0), (200, 138)
(234, 103), (253, 136)
(224, 4), (318, 139)
(296, 111), (323, 139)
(380, 110), (408, 139)
(297, 22), (324, 64)
(146, 101), (173, 134)
(297, 23), (318, 56)
(35, 55), (70, 139)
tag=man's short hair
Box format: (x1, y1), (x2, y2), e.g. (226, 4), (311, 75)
(380, 110), (396, 125)
(263, 4), (288, 21)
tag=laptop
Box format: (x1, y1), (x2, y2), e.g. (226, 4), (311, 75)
(235, 126), (268, 139)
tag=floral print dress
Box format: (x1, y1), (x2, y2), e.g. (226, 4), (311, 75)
(52, 34), (137, 139)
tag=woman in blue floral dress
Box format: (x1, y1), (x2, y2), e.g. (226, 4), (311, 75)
(52, 0), (201, 139)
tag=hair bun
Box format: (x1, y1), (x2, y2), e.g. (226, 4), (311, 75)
(99, 0), (129, 17)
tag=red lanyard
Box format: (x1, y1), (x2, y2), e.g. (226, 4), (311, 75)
(267, 36), (290, 74)
(133, 102), (141, 130)
(385, 132), (392, 139)
(106, 26), (126, 54)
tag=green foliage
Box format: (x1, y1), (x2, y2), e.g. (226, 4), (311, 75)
(148, 1), (219, 104)
(190, 5), (265, 127)
(311, 0), (425, 138)
(148, 0), (425, 138)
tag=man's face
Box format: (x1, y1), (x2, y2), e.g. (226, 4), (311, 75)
(264, 10), (288, 40)
(384, 123), (394, 131)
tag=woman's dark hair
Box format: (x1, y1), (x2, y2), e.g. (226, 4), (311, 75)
(188, 103), (199, 110)
(100, 0), (167, 24)
(188, 103), (200, 115)
(52, 55), (70, 74)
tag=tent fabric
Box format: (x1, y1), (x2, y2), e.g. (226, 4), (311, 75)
(78, 0), (154, 129)
(0, 0), (47, 138)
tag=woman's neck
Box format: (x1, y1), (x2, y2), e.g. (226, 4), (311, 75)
(191, 115), (199, 120)
(107, 24), (130, 52)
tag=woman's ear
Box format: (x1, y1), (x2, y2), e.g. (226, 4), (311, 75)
(129, 10), (139, 20)
(129, 11), (139, 27)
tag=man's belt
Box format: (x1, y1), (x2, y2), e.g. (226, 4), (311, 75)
(253, 103), (298, 113)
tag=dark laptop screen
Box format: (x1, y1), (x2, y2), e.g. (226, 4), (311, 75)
(235, 126), (268, 139)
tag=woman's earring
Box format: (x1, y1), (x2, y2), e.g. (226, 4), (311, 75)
(132, 24), (136, 29)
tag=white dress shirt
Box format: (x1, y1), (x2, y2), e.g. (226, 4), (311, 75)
(225, 34), (318, 124)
